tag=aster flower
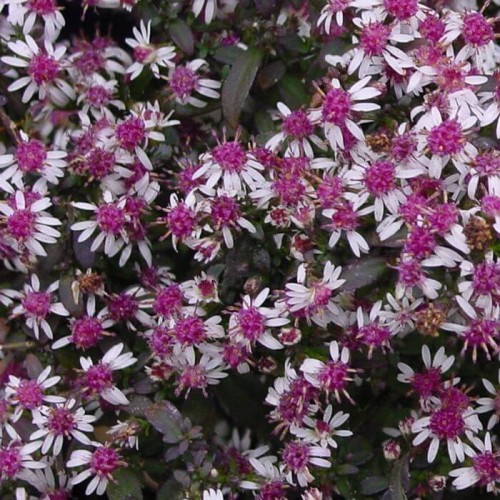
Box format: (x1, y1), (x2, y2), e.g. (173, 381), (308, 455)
(79, 343), (137, 405)
(5, 367), (64, 420)
(52, 296), (114, 350)
(6, 0), (65, 42)
(76, 74), (125, 121)
(71, 190), (129, 258)
(397, 345), (455, 406)
(284, 262), (345, 327)
(7, 274), (69, 339)
(448, 433), (500, 493)
(180, 272), (220, 305)
(0, 190), (62, 257)
(0, 440), (46, 481)
(348, 10), (414, 77)
(281, 440), (331, 487)
(21, 458), (72, 499)
(476, 370), (500, 430)
(0, 131), (67, 188)
(30, 399), (96, 455)
(126, 20), (176, 80)
(192, 0), (218, 23)
(412, 404), (482, 464)
(291, 345), (342, 411)
(228, 287), (288, 350)
(310, 76), (381, 151)
(290, 405), (353, 449)
(196, 139), (265, 193)
(167, 59), (221, 108)
(265, 103), (324, 157)
(2, 35), (74, 105)
(68, 444), (126, 496)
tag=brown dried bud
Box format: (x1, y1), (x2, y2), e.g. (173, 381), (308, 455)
(257, 356), (278, 374)
(415, 304), (446, 337)
(366, 131), (392, 153)
(243, 276), (263, 296)
(464, 216), (493, 251)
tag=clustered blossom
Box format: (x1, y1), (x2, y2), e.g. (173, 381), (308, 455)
(0, 0), (499, 498)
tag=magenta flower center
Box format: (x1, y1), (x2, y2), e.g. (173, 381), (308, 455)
(318, 361), (349, 391)
(462, 13), (494, 47)
(427, 120), (464, 156)
(411, 368), (442, 398)
(364, 161), (396, 196)
(360, 22), (391, 56)
(87, 148), (115, 179)
(238, 307), (266, 341)
(28, 53), (59, 85)
(472, 262), (500, 296)
(167, 203), (196, 239)
(383, 0), (417, 20)
(16, 379), (44, 410)
(283, 110), (313, 139)
(174, 316), (206, 344)
(0, 446), (22, 479)
(212, 142), (246, 172)
(15, 140), (47, 173)
(96, 204), (126, 235)
(107, 293), (139, 321)
(170, 66), (198, 99)
(48, 407), (76, 436)
(7, 209), (36, 240)
(71, 316), (104, 349)
(282, 441), (310, 472)
(116, 117), (146, 151)
(153, 285), (183, 316)
(322, 88), (351, 125)
(330, 203), (359, 231)
(429, 408), (465, 440)
(87, 85), (111, 107)
(211, 196), (240, 227)
(359, 324), (391, 347)
(133, 46), (153, 63)
(84, 364), (113, 393)
(27, 0), (57, 14)
(419, 15), (445, 43)
(90, 446), (120, 477)
(22, 291), (51, 318)
(473, 452), (500, 484)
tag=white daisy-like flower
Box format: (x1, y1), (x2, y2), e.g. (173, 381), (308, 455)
(203, 489), (224, 500)
(76, 73), (125, 121)
(167, 59), (221, 108)
(192, 0), (218, 23)
(5, 367), (64, 420)
(0, 190), (62, 257)
(126, 20), (176, 80)
(18, 458), (71, 499)
(300, 341), (355, 402)
(7, 274), (68, 340)
(290, 405), (353, 449)
(68, 444), (126, 496)
(265, 103), (324, 158)
(282, 440), (331, 487)
(180, 272), (220, 305)
(379, 293), (423, 336)
(79, 343), (137, 406)
(348, 10), (414, 77)
(228, 287), (288, 350)
(448, 433), (500, 493)
(310, 76), (381, 152)
(71, 191), (129, 258)
(0, 131), (66, 188)
(476, 370), (500, 430)
(30, 399), (96, 455)
(0, 440), (46, 481)
(169, 344), (228, 397)
(412, 405), (482, 464)
(195, 140), (265, 194)
(284, 262), (345, 326)
(6, 0), (65, 42)
(2, 35), (74, 105)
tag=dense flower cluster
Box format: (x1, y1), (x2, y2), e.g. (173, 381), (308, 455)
(0, 0), (498, 498)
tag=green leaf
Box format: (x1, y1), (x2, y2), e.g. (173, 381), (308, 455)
(339, 256), (387, 292)
(107, 468), (142, 500)
(385, 454), (409, 500)
(222, 47), (264, 128)
(169, 20), (194, 55)
(278, 74), (309, 109)
(257, 61), (286, 89)
(360, 476), (389, 495)
(213, 46), (245, 65)
(144, 401), (184, 443)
